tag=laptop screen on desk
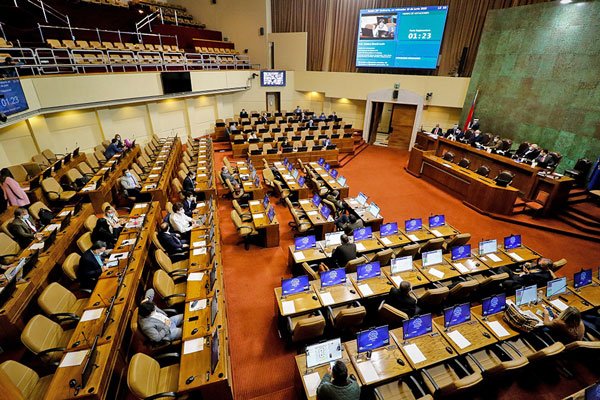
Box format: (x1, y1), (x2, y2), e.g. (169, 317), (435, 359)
(405, 218), (422, 232)
(402, 314), (433, 340)
(368, 202), (380, 218)
(574, 269), (592, 289)
(391, 256), (413, 274)
(357, 325), (389, 353)
(479, 239), (497, 255)
(306, 338), (343, 368)
(292, 169), (299, 180)
(263, 194), (270, 210)
(429, 214), (445, 228)
(312, 194), (322, 207)
(298, 176), (306, 187)
(356, 192), (368, 206)
(422, 249), (443, 267)
(443, 303), (471, 328)
(337, 176), (347, 187)
(357, 261), (381, 281)
(282, 275), (310, 296)
(515, 285), (537, 306)
(324, 163), (331, 172)
(353, 226), (372, 241)
(267, 206), (275, 223)
(330, 169), (338, 179)
(482, 293), (506, 316)
(584, 382), (600, 400)
(320, 204), (332, 220)
(283, 157), (289, 165)
(320, 268), (347, 288)
(295, 235), (316, 251)
(546, 277), (567, 298)
(380, 222), (398, 237)
(325, 231), (344, 247)
(318, 157), (325, 166)
(504, 234), (522, 250)
(451, 244), (471, 261)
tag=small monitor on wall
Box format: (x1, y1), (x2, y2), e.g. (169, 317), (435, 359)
(160, 72), (192, 94)
(0, 78), (29, 116)
(260, 70), (286, 87)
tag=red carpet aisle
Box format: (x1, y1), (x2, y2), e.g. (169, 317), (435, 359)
(214, 146), (600, 400)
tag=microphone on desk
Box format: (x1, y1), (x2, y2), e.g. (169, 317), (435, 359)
(72, 329), (89, 348)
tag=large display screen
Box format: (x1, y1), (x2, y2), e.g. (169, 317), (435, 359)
(356, 6), (449, 69)
(0, 78), (29, 116)
(260, 70), (286, 87)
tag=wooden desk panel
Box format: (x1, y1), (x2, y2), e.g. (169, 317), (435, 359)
(390, 325), (456, 369)
(442, 255), (489, 276)
(568, 279), (600, 307)
(250, 149), (339, 168)
(287, 245), (327, 269)
(433, 318), (497, 355)
(381, 267), (430, 289)
(354, 238), (385, 255)
(425, 224), (459, 238)
(475, 251), (516, 269)
(274, 287), (321, 317)
(374, 232), (412, 248)
(311, 280), (360, 307)
(471, 304), (520, 340)
(413, 259), (461, 283)
(295, 351), (360, 400)
(400, 228), (435, 243)
(349, 274), (393, 299)
(344, 340), (412, 386)
(500, 245), (541, 263)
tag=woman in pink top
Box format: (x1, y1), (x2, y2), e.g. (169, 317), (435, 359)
(0, 168), (30, 207)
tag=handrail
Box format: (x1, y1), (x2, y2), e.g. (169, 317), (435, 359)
(23, 0), (69, 25)
(38, 24), (178, 45)
(135, 10), (161, 35)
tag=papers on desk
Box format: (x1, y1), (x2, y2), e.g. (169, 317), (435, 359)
(249, 200), (260, 206)
(109, 252), (128, 262)
(380, 237), (392, 246)
(105, 261), (119, 268)
(447, 330), (471, 349)
(358, 284), (373, 297)
(29, 242), (45, 250)
(81, 308), (104, 322)
(183, 338), (205, 354)
(149, 174), (159, 178)
(152, 166), (162, 171)
(196, 202), (206, 208)
(188, 272), (205, 281)
(550, 299), (569, 311)
(192, 241), (206, 248)
(299, 199), (310, 205)
(487, 253), (502, 262)
(357, 360), (379, 383)
(521, 310), (543, 326)
(192, 248), (207, 256)
(391, 276), (403, 286)
(294, 251), (306, 261)
(134, 203), (148, 209)
(100, 167), (109, 172)
(121, 239), (136, 246)
(81, 186), (94, 192)
(407, 234), (419, 242)
(320, 292), (334, 306)
(303, 372), (321, 397)
(44, 223), (61, 232)
(58, 210), (71, 217)
(427, 268), (445, 279)
(306, 211), (318, 216)
(486, 321), (510, 337)
(508, 252), (524, 261)
(355, 243), (366, 252)
(282, 300), (296, 315)
(403, 343), (426, 364)
(199, 174), (207, 177)
(243, 182), (253, 186)
(253, 213), (265, 219)
(189, 299), (207, 311)
(454, 263), (469, 274)
(442, 163), (453, 168)
(59, 349), (88, 368)
(144, 184), (156, 190)
(430, 229), (443, 238)
(328, 180), (336, 184)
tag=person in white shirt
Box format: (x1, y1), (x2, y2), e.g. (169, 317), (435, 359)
(169, 202), (197, 240)
(103, 205), (124, 236)
(119, 169), (142, 200)
(373, 20), (389, 38)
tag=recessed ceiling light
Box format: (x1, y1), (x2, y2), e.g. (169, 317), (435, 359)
(560, 0), (572, 4)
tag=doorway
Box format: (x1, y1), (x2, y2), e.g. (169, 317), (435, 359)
(266, 92), (280, 114)
(388, 104), (417, 149)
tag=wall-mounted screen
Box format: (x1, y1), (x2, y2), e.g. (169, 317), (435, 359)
(160, 72), (192, 94)
(356, 6), (449, 69)
(260, 70), (286, 87)
(0, 78), (29, 116)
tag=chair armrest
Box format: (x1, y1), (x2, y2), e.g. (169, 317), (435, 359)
(164, 293), (186, 301)
(145, 392), (178, 400)
(466, 353), (485, 373)
(421, 369), (440, 391)
(286, 316), (293, 333)
(409, 375), (428, 397)
(163, 309), (178, 316)
(503, 340), (523, 357)
(168, 268), (188, 276)
(79, 288), (93, 295)
(155, 352), (180, 362)
(238, 226), (254, 235)
(38, 346), (66, 359)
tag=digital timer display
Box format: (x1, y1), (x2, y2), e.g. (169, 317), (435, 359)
(356, 6), (449, 69)
(0, 78), (29, 116)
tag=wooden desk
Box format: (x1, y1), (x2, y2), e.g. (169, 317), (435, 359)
(390, 325), (456, 369)
(442, 254), (489, 276)
(500, 245), (541, 263)
(311, 280), (360, 307)
(354, 238), (385, 255)
(343, 198), (384, 231)
(472, 304), (520, 340)
(344, 340), (412, 386)
(433, 317), (497, 355)
(349, 273), (393, 299)
(298, 199), (335, 240)
(307, 162), (350, 199)
(400, 228), (435, 243)
(381, 267), (430, 289)
(248, 200), (279, 247)
(413, 259), (461, 283)
(425, 224), (459, 239)
(23, 152), (87, 203)
(474, 251), (515, 269)
(374, 232), (412, 249)
(287, 245), (327, 270)
(544, 289), (594, 313)
(295, 351), (360, 400)
(567, 279), (600, 307)
(274, 287), (321, 317)
(141, 138), (180, 208)
(273, 164), (311, 199)
(241, 180), (265, 200)
(250, 149), (340, 168)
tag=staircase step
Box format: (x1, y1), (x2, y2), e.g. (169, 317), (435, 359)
(562, 209), (600, 227)
(556, 214), (600, 236)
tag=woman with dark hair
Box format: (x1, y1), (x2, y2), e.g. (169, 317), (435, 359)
(1, 168), (30, 207)
(91, 218), (118, 249)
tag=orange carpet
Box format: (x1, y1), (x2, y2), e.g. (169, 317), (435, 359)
(215, 146), (600, 400)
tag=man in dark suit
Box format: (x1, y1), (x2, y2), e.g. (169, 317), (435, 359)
(239, 109), (248, 118)
(182, 192), (197, 217)
(8, 208), (43, 248)
(182, 171), (195, 193)
(258, 113), (268, 124)
(385, 281), (418, 317)
(104, 138), (123, 159)
(469, 130), (484, 146)
(294, 106), (302, 114)
(157, 223), (188, 262)
(431, 124), (443, 136)
(470, 118), (480, 131)
(77, 241), (107, 290)
(522, 144), (541, 160)
(500, 258), (554, 290)
(534, 149), (552, 168)
(445, 124), (459, 138)
(332, 234), (357, 268)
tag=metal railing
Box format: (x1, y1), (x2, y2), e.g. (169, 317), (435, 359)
(22, 0), (69, 25)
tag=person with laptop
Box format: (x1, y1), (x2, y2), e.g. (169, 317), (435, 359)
(332, 235), (357, 268)
(499, 258), (554, 290)
(138, 288), (184, 343)
(542, 306), (585, 343)
(169, 202), (197, 240)
(8, 207), (43, 248)
(384, 281), (418, 317)
(77, 241), (108, 290)
(335, 214), (363, 232)
(316, 360), (360, 400)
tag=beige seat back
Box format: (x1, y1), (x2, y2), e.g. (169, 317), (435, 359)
(85, 153), (100, 170)
(0, 360), (42, 399)
(445, 233), (471, 250)
(334, 305), (366, 329)
(41, 177), (63, 201)
(344, 257), (366, 274)
(373, 248), (393, 266)
(419, 237), (445, 253)
(7, 165), (29, 182)
(84, 215), (98, 232)
(447, 279), (479, 303)
(77, 232), (93, 253)
(417, 287), (450, 310)
(20, 315), (65, 361)
(41, 149), (57, 162)
(61, 253), (81, 281)
(155, 249), (175, 273)
(378, 303), (409, 326)
(28, 201), (51, 222)
(31, 154), (50, 168)
(0, 232), (21, 257)
(127, 353), (161, 399)
(76, 162), (94, 176)
(152, 232), (166, 252)
(1, 218), (13, 238)
(37, 282), (77, 317)
(292, 315), (326, 343)
(65, 169), (83, 184)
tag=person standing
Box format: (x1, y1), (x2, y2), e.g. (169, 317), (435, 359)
(0, 168), (30, 207)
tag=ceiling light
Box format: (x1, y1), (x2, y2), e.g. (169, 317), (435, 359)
(560, 0), (572, 4)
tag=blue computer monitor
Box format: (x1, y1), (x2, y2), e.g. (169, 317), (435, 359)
(380, 222), (398, 237)
(574, 269), (593, 289)
(478, 239), (497, 255)
(320, 268), (346, 288)
(546, 277), (567, 298)
(287, 163), (293, 172)
(298, 176), (306, 187)
(451, 244), (471, 261)
(254, 177), (260, 187)
(357, 261), (381, 281)
(482, 293), (506, 317)
(443, 303), (471, 328)
(405, 218), (422, 232)
(353, 226), (372, 241)
(504, 234), (522, 250)
(357, 325), (389, 353)
(584, 382), (600, 400)
(281, 275), (309, 296)
(318, 157), (325, 166)
(402, 314), (433, 341)
(267, 206), (275, 223)
(515, 285), (537, 306)
(429, 214), (445, 228)
(295, 235), (316, 251)
(312, 194), (322, 207)
(324, 163), (331, 172)
(330, 169), (338, 178)
(263, 194), (270, 210)
(320, 204), (332, 220)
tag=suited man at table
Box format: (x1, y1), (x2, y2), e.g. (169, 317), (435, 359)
(499, 258), (554, 290)
(445, 124), (459, 138)
(182, 171), (196, 193)
(469, 118), (480, 131)
(239, 109), (248, 118)
(182, 191), (197, 217)
(77, 241), (108, 290)
(431, 124), (443, 136)
(332, 234), (357, 269)
(469, 130), (484, 147)
(8, 207), (44, 248)
(384, 281), (418, 317)
(157, 222), (188, 263)
(522, 144), (541, 161)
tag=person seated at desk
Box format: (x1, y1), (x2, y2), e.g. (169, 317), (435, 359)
(226, 122), (238, 139)
(373, 19), (389, 38)
(431, 124), (443, 136)
(307, 118), (314, 128)
(183, 171), (196, 193)
(294, 105), (302, 114)
(445, 124), (459, 138)
(487, 135), (502, 149)
(239, 109), (248, 118)
(157, 222), (188, 263)
(231, 181), (250, 205)
(316, 360), (360, 400)
(182, 191), (197, 217)
(385, 281), (418, 318)
(258, 113), (268, 124)
(138, 288), (184, 342)
(534, 149), (553, 168)
(326, 190), (344, 215)
(1, 168), (30, 207)
(120, 169), (143, 200)
(469, 130), (483, 146)
(104, 138), (123, 159)
(335, 214), (363, 232)
(470, 118), (480, 131)
(321, 137), (332, 147)
(332, 234), (357, 269)
(78, 241), (108, 290)
(280, 138), (293, 151)
(248, 131), (258, 140)
(169, 202), (196, 240)
(543, 306), (585, 343)
(220, 166), (237, 184)
(319, 112), (327, 121)
(521, 144), (541, 161)
(114, 134), (124, 150)
(104, 205), (124, 236)
(91, 218), (118, 249)
(499, 258), (554, 290)
(8, 207), (43, 249)
(328, 111), (337, 120)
